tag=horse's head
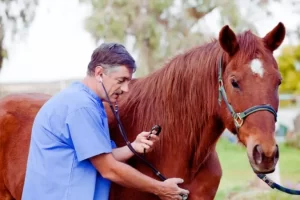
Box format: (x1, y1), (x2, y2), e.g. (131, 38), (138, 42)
(218, 22), (285, 174)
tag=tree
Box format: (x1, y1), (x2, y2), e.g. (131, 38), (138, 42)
(0, 0), (39, 71)
(277, 44), (300, 94)
(81, 0), (281, 77)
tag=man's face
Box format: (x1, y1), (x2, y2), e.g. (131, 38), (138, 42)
(96, 65), (133, 102)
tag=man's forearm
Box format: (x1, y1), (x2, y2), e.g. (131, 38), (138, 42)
(106, 159), (162, 195)
(112, 144), (135, 162)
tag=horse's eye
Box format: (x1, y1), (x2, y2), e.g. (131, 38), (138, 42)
(231, 80), (239, 88)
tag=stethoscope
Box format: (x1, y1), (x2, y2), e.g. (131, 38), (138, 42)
(99, 77), (189, 200)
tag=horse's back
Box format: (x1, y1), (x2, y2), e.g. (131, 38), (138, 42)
(0, 93), (50, 200)
(0, 93), (50, 139)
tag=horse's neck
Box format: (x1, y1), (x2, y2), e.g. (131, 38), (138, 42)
(189, 115), (225, 176)
(106, 89), (226, 181)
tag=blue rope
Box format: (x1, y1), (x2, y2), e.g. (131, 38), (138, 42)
(257, 174), (300, 195)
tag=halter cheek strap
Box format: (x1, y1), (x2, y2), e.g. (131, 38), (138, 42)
(217, 55), (277, 131)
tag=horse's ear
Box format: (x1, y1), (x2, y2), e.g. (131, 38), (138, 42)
(263, 22), (285, 52)
(219, 25), (239, 56)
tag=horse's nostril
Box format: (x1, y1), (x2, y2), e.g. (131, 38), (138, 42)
(253, 145), (263, 165)
(275, 144), (279, 160)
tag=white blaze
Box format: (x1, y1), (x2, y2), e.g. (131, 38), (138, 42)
(250, 59), (264, 77)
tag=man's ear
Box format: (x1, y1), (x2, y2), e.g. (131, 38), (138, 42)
(94, 66), (104, 76)
(94, 66), (104, 82)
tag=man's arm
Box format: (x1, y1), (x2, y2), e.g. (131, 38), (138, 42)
(90, 153), (160, 193)
(90, 153), (189, 200)
(111, 145), (134, 162)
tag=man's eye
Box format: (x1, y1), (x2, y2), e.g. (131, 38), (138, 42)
(118, 80), (124, 84)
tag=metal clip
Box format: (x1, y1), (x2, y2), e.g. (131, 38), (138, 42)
(234, 113), (244, 128)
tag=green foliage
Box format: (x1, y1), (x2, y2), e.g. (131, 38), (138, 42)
(80, 0), (217, 76)
(0, 0), (39, 71)
(277, 45), (300, 94)
(81, 0), (284, 77)
(1, 0), (38, 35)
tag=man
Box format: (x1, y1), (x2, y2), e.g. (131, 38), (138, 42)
(22, 43), (189, 200)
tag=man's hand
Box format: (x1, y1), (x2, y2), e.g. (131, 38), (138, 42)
(157, 178), (190, 200)
(131, 131), (159, 154)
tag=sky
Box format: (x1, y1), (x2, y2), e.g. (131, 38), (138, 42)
(0, 0), (299, 83)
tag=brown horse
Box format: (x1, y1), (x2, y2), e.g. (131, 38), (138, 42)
(0, 22), (285, 200)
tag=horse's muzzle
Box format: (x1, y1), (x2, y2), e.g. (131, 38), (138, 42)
(251, 144), (279, 174)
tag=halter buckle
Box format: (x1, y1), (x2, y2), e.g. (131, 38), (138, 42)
(234, 113), (244, 128)
(218, 79), (224, 88)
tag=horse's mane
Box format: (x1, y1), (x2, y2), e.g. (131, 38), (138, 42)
(117, 30), (266, 161)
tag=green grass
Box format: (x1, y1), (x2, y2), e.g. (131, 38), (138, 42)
(215, 138), (300, 199)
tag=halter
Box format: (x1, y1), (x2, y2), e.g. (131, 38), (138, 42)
(218, 55), (300, 195)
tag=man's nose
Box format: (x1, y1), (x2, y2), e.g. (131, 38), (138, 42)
(121, 83), (129, 93)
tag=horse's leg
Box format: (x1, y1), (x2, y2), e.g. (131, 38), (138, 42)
(188, 150), (222, 200)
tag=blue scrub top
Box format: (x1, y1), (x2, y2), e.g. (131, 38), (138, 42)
(22, 81), (116, 200)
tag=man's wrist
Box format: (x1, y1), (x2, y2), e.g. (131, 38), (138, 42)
(130, 142), (136, 151)
(129, 142), (138, 155)
(150, 180), (164, 196)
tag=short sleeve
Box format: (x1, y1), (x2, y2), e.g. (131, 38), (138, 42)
(111, 140), (117, 149)
(65, 107), (112, 162)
